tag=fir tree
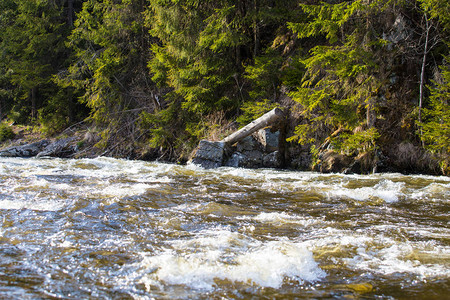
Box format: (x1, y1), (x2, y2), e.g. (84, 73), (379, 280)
(418, 0), (449, 174)
(0, 0), (73, 127)
(64, 0), (156, 156)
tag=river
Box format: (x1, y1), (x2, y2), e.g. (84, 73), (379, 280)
(0, 157), (448, 299)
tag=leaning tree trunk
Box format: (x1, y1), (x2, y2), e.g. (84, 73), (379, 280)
(419, 14), (430, 126)
(221, 107), (284, 145)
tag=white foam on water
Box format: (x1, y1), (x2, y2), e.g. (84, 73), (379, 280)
(240, 212), (326, 227)
(307, 227), (450, 279)
(207, 168), (415, 204)
(0, 198), (67, 211)
(138, 229), (325, 290)
(0, 199), (25, 210)
(99, 183), (158, 198)
(410, 182), (450, 202)
(326, 179), (405, 203)
(344, 243), (450, 278)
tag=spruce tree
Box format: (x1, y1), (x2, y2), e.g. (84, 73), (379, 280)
(0, 0), (73, 128)
(146, 0), (302, 152)
(64, 0), (156, 156)
(418, 0), (449, 174)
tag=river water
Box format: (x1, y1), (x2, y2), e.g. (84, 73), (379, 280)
(0, 157), (448, 299)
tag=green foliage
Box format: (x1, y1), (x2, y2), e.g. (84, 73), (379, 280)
(331, 128), (380, 156)
(420, 60), (450, 155)
(0, 0), (447, 172)
(145, 0), (303, 151)
(287, 122), (318, 144)
(0, 0), (80, 125)
(238, 48), (285, 125)
(237, 99), (279, 127)
(0, 65), (15, 119)
(63, 0), (155, 154)
(419, 0), (450, 31)
(244, 49), (283, 101)
(287, 0), (396, 154)
(0, 123), (15, 142)
(148, 0), (244, 116)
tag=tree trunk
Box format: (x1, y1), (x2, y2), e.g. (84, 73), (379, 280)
(253, 0), (259, 58)
(366, 97), (376, 128)
(31, 87), (37, 120)
(221, 108), (284, 145)
(418, 14), (431, 148)
(67, 0), (74, 27)
(68, 88), (75, 122)
(419, 14), (430, 126)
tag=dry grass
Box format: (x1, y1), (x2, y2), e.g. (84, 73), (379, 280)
(392, 142), (439, 173)
(204, 111), (238, 141)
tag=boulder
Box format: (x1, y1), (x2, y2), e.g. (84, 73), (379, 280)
(256, 128), (279, 152)
(0, 140), (50, 157)
(237, 135), (259, 152)
(224, 150), (263, 168)
(189, 140), (226, 169)
(224, 152), (244, 168)
(263, 151), (282, 168)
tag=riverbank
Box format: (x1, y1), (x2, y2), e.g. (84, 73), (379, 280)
(0, 122), (446, 176)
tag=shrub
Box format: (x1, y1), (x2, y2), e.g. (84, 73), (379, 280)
(0, 123), (15, 142)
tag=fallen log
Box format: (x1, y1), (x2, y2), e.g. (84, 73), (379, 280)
(190, 108), (285, 168)
(221, 107), (284, 146)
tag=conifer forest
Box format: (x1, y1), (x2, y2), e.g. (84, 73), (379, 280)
(0, 0), (448, 174)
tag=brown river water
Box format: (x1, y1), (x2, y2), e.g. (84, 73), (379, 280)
(0, 157), (448, 299)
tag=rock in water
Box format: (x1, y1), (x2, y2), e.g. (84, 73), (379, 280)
(263, 151), (282, 168)
(0, 140), (50, 157)
(189, 140), (226, 169)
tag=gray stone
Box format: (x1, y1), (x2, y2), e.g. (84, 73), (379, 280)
(316, 150), (353, 173)
(223, 150), (264, 168)
(0, 140), (50, 157)
(238, 150), (263, 168)
(236, 136), (258, 152)
(224, 152), (244, 168)
(256, 128), (279, 152)
(263, 151), (281, 168)
(190, 140), (225, 168)
(383, 15), (410, 50)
